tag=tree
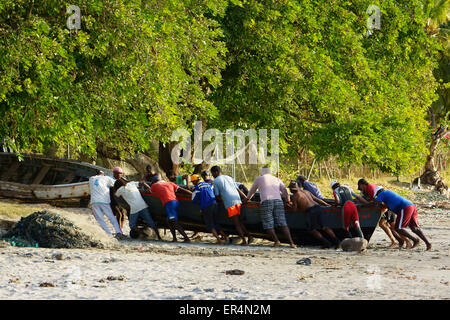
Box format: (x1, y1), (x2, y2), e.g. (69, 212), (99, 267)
(420, 0), (449, 192)
(211, 0), (440, 177)
(0, 0), (227, 172)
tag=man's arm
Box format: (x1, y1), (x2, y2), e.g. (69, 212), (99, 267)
(246, 181), (258, 202)
(177, 186), (192, 196)
(237, 187), (247, 200)
(309, 191), (330, 207)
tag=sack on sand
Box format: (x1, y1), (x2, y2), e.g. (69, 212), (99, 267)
(340, 237), (368, 252)
(6, 210), (104, 249)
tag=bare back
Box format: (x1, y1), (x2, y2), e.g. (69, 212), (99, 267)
(292, 190), (320, 211)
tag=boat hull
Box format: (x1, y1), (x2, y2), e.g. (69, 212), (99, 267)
(141, 192), (382, 245)
(0, 153), (111, 200)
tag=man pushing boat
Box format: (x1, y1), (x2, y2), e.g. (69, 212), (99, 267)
(288, 181), (340, 249)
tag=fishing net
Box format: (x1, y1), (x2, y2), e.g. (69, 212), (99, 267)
(5, 210), (104, 249)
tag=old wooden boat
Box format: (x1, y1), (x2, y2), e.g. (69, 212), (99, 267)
(0, 153), (111, 201)
(140, 192), (383, 245)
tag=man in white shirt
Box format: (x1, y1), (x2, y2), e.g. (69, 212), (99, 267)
(89, 170), (124, 237)
(115, 179), (162, 240)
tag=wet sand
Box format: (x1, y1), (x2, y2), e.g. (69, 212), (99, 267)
(0, 200), (449, 300)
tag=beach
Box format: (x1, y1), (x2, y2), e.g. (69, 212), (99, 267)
(0, 200), (449, 300)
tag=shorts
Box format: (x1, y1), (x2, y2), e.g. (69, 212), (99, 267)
(395, 205), (419, 230)
(343, 201), (359, 230)
(226, 204), (241, 218)
(164, 200), (180, 220)
(202, 203), (222, 232)
(259, 199), (287, 230)
(306, 205), (324, 231)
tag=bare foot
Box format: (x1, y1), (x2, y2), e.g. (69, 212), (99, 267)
(405, 240), (413, 249)
(247, 236), (254, 244)
(216, 240), (225, 245)
(240, 239), (248, 246)
(273, 241), (280, 248)
(426, 243), (432, 251)
(183, 238), (191, 243)
(290, 243), (297, 249)
(171, 239), (178, 242)
(387, 243), (399, 249)
(412, 239), (420, 249)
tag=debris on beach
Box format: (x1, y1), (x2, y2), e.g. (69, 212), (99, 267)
(296, 258), (312, 266)
(224, 269), (245, 275)
(5, 211), (104, 249)
(39, 282), (56, 287)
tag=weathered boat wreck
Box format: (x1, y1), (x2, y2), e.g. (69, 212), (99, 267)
(0, 153), (111, 203)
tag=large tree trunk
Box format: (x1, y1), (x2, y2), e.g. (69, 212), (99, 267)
(419, 125), (449, 194)
(158, 141), (179, 175)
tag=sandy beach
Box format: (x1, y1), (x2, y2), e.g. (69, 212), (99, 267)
(0, 200), (449, 300)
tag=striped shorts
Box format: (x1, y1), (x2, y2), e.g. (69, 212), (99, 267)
(259, 199), (287, 230)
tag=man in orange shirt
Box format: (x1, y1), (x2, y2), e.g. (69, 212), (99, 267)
(150, 173), (192, 243)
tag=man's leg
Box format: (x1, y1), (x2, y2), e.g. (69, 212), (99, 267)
(167, 218), (178, 242)
(231, 215), (247, 245)
(310, 229), (332, 248)
(101, 204), (123, 235)
(140, 209), (162, 240)
(91, 204), (112, 235)
(280, 226), (296, 248)
(322, 226), (340, 248)
(173, 219), (190, 242)
(273, 200), (296, 248)
(379, 218), (398, 248)
(410, 226), (432, 250)
(266, 228), (280, 247)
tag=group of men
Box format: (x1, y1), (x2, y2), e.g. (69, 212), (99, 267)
(88, 165), (432, 251)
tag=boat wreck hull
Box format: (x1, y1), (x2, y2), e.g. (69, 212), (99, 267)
(0, 153), (111, 201)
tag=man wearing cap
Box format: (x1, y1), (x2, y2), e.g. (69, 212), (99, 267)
(288, 181), (340, 249)
(191, 174), (227, 244)
(110, 167), (129, 231)
(330, 180), (368, 239)
(89, 170), (124, 237)
(115, 179), (162, 240)
(358, 179), (410, 249)
(150, 173), (192, 242)
(245, 167), (296, 248)
(296, 176), (324, 200)
(201, 170), (214, 184)
(373, 187), (432, 251)
(142, 164), (157, 183)
(211, 165), (252, 246)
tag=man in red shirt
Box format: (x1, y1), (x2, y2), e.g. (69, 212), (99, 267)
(150, 173), (192, 243)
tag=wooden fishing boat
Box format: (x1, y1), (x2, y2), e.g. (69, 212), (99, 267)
(140, 192), (383, 245)
(0, 153), (111, 201)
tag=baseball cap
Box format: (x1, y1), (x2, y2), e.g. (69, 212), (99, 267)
(330, 180), (339, 188)
(373, 186), (384, 199)
(288, 180), (298, 190)
(190, 174), (200, 182)
(113, 167), (124, 174)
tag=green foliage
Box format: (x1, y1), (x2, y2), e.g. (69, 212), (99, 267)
(211, 0), (441, 175)
(0, 0), (227, 157)
(0, 0), (443, 178)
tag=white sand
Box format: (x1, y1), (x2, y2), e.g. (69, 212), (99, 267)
(0, 202), (449, 300)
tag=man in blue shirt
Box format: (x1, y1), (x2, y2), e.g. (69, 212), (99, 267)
(211, 165), (252, 246)
(296, 176), (324, 200)
(373, 187), (432, 251)
(191, 174), (227, 244)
